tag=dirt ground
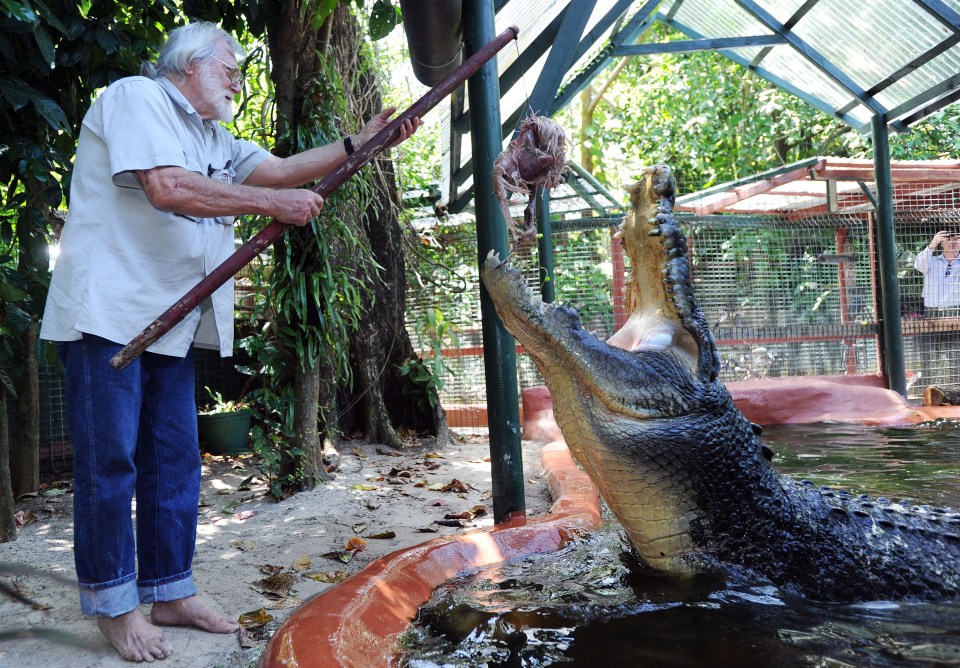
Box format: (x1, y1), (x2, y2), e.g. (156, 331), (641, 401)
(0, 433), (551, 668)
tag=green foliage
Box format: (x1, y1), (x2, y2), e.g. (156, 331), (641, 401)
(234, 20), (378, 492)
(0, 0), (182, 397)
(397, 308), (458, 411)
(553, 230), (615, 329)
(198, 386), (249, 414)
(368, 0), (400, 40)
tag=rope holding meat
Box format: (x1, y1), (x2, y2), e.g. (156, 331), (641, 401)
(493, 115), (569, 245)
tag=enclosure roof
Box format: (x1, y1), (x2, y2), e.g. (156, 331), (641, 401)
(674, 156), (960, 216)
(438, 0), (960, 215)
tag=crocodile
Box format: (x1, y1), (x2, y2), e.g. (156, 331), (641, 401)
(481, 165), (960, 602)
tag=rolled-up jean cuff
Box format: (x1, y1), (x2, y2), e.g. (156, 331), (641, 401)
(78, 574), (140, 618)
(138, 570), (197, 605)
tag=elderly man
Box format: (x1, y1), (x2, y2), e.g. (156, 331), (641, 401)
(40, 21), (418, 662)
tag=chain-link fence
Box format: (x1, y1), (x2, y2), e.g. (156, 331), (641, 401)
(21, 172), (960, 458)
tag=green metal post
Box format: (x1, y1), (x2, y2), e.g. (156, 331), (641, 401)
(871, 115), (907, 396)
(537, 187), (556, 303)
(464, 0), (525, 522)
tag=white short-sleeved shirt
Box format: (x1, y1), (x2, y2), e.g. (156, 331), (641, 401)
(40, 76), (271, 357)
(914, 247), (960, 308)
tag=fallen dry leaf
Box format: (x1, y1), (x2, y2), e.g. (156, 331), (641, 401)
(344, 537), (367, 552)
(304, 571), (349, 584)
(435, 518), (465, 527)
(321, 550), (355, 563)
(238, 608), (274, 629)
(233, 510), (256, 521)
(238, 627), (259, 649)
(352, 484), (378, 491)
(231, 540), (255, 552)
(417, 523), (440, 533)
(259, 564), (284, 575)
(352, 522), (368, 534)
(251, 572), (295, 598)
(441, 479), (470, 494)
(367, 531), (396, 540)
(290, 556), (312, 571)
(15, 510), (38, 528)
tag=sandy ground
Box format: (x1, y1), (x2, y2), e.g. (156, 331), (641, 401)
(0, 433), (551, 667)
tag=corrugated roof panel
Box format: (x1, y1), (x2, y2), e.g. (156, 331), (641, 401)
(875, 44), (960, 113)
(792, 0), (951, 91)
(749, 45), (873, 125)
(753, 0), (816, 25)
(665, 0), (772, 39)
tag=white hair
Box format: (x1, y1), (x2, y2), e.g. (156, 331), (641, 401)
(141, 21), (244, 80)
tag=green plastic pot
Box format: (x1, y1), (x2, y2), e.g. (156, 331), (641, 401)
(197, 410), (252, 456)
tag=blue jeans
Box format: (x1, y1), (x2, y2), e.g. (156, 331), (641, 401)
(58, 335), (200, 618)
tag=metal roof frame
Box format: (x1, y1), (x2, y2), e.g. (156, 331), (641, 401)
(434, 0), (960, 216)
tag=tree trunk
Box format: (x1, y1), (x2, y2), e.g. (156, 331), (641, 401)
(0, 387), (16, 542)
(265, 4), (446, 489)
(327, 12), (447, 448)
(10, 320), (38, 497)
(580, 86), (594, 174)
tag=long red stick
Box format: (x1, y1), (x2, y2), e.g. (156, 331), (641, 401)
(110, 26), (519, 370)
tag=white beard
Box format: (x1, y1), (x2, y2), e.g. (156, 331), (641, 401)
(200, 67), (235, 122)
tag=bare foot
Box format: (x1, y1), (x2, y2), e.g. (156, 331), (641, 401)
(150, 595), (239, 633)
(97, 609), (172, 663)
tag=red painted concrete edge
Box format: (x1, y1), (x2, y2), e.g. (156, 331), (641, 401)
(260, 441), (601, 668)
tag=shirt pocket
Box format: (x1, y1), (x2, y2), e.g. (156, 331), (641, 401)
(207, 159), (236, 226)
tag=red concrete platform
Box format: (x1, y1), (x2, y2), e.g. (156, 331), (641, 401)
(727, 374), (960, 426)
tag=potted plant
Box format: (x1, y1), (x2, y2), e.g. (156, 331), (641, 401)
(197, 386), (252, 456)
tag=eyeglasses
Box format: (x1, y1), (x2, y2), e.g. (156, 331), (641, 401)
(208, 55), (244, 86)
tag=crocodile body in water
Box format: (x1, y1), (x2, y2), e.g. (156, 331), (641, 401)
(481, 165), (960, 602)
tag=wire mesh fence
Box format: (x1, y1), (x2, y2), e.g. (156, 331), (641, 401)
(406, 176), (960, 432)
(18, 169), (960, 458)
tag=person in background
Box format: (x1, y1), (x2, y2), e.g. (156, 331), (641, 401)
(39, 21), (418, 662)
(915, 230), (960, 314)
(914, 230), (960, 387)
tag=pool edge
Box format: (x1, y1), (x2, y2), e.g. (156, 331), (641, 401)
(260, 440), (601, 668)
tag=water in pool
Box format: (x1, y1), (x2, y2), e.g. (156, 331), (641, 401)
(399, 420), (960, 667)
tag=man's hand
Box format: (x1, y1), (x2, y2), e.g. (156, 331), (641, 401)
(271, 189), (324, 226)
(358, 106), (422, 149)
(931, 231), (951, 249)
